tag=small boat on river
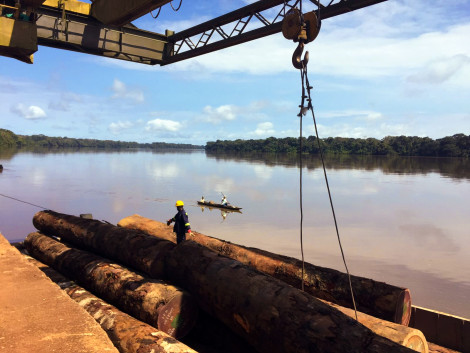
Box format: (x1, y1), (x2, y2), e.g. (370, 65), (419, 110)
(197, 200), (242, 211)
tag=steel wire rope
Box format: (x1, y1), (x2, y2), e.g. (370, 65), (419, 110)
(0, 193), (52, 211)
(301, 63), (358, 320)
(298, 65), (307, 291)
(170, 0), (183, 12)
(150, 6), (162, 19)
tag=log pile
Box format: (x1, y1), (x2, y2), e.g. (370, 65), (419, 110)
(118, 214), (411, 325)
(30, 210), (426, 353)
(24, 232), (198, 339)
(24, 253), (198, 353)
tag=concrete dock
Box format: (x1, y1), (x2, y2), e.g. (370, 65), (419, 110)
(0, 232), (118, 353)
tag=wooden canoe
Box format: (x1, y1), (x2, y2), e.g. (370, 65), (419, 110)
(197, 200), (242, 211)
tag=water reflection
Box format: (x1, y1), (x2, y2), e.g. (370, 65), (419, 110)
(0, 146), (202, 158)
(206, 151), (470, 180)
(199, 205), (242, 222)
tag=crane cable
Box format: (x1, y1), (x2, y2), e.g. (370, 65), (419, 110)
(293, 0), (358, 320)
(170, 0), (183, 12)
(0, 193), (52, 211)
(150, 0), (182, 19)
(150, 7), (162, 19)
(297, 57), (359, 321)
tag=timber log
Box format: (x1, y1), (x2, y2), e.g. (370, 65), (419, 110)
(24, 253), (198, 353)
(24, 232), (198, 339)
(33, 210), (420, 353)
(118, 214), (411, 325)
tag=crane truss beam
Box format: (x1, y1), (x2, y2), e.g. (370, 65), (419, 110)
(164, 0), (388, 64)
(33, 0), (387, 66)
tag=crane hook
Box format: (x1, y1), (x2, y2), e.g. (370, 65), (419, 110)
(292, 41), (309, 70)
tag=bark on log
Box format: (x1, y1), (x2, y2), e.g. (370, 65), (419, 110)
(33, 210), (419, 353)
(23, 253), (198, 353)
(33, 211), (175, 278)
(118, 214), (411, 325)
(321, 299), (428, 353)
(24, 232), (198, 339)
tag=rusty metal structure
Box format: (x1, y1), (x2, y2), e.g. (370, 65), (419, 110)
(0, 0), (387, 64)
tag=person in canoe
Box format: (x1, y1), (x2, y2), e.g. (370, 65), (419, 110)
(221, 195), (228, 206)
(167, 200), (192, 244)
(200, 196), (205, 203)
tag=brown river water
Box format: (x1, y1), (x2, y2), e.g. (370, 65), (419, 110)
(1, 148), (469, 318)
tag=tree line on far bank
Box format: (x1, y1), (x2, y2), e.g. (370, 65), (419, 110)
(0, 129), (204, 150)
(205, 134), (470, 157)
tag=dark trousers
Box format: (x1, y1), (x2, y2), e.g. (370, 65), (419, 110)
(176, 232), (186, 244)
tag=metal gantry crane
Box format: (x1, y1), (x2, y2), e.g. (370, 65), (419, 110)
(0, 0), (387, 64)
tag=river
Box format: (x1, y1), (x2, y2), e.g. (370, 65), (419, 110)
(0, 148), (469, 318)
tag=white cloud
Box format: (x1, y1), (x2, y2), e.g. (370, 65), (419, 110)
(406, 54), (470, 85)
(202, 105), (237, 123)
(10, 104), (46, 119)
(321, 110), (383, 121)
(200, 101), (269, 124)
(311, 122), (408, 139)
(145, 118), (181, 132)
(253, 122), (275, 136)
(48, 93), (83, 112)
(112, 79), (144, 103)
(156, 10), (470, 89)
(109, 121), (134, 134)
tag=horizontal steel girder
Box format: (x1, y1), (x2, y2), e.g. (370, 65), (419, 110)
(33, 0), (387, 65)
(36, 6), (168, 65)
(164, 0), (389, 64)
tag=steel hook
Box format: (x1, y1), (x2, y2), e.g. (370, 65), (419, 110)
(292, 41), (309, 70)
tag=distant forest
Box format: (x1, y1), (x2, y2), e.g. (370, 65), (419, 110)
(206, 134), (470, 157)
(0, 129), (204, 150)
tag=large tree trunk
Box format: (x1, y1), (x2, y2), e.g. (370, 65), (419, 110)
(321, 299), (427, 353)
(117, 214), (411, 325)
(33, 212), (175, 278)
(32, 210), (420, 353)
(23, 253), (198, 353)
(24, 231), (198, 339)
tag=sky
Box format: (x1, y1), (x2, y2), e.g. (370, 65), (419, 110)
(0, 0), (469, 145)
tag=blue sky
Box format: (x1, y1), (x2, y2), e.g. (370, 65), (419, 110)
(1, 0), (469, 145)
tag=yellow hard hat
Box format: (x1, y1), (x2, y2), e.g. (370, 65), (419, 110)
(175, 200), (184, 207)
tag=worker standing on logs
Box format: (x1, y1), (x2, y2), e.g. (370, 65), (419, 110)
(167, 200), (191, 244)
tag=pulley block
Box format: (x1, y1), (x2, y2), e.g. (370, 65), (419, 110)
(282, 9), (320, 44)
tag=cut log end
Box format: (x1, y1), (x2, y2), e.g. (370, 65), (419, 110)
(157, 293), (199, 339)
(395, 289), (412, 326)
(405, 334), (429, 353)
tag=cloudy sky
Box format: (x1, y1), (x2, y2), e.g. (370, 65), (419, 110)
(1, 0), (469, 145)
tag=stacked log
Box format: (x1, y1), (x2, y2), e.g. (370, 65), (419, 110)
(33, 210), (423, 353)
(24, 232), (198, 339)
(321, 299), (427, 353)
(33, 212), (174, 278)
(24, 253), (198, 353)
(118, 214), (411, 325)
